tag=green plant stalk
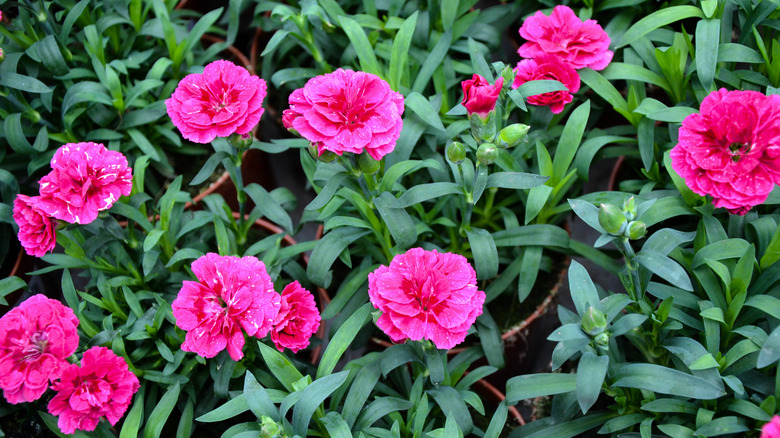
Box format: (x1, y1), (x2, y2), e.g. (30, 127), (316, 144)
(290, 15), (332, 74)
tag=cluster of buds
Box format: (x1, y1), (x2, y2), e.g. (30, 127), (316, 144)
(259, 416), (288, 438)
(581, 306), (610, 352)
(597, 197), (647, 240)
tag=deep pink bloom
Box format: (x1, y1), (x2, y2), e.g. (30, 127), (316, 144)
(519, 5), (613, 71)
(513, 54), (581, 114)
(762, 416), (780, 438)
(36, 142), (132, 225)
(671, 89), (780, 215)
(13, 195), (57, 257)
(368, 248), (486, 350)
(48, 347), (139, 434)
(461, 74), (503, 118)
(172, 253), (281, 361)
(166, 60), (266, 144)
(282, 68), (404, 160)
(0, 294), (79, 404)
(271, 281), (321, 353)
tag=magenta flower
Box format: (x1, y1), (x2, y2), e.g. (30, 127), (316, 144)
(48, 347), (140, 434)
(671, 89), (780, 215)
(762, 416), (780, 438)
(282, 68), (404, 160)
(513, 54), (581, 114)
(172, 253), (281, 361)
(13, 195), (57, 257)
(166, 60), (267, 144)
(519, 5), (613, 71)
(368, 248), (486, 350)
(36, 142), (132, 225)
(0, 294), (79, 404)
(461, 74), (504, 118)
(271, 281), (321, 353)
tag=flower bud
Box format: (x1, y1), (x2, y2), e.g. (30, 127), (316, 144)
(228, 132), (253, 150)
(259, 415), (287, 438)
(581, 307), (607, 336)
(598, 203), (627, 236)
(0, 47), (4, 63)
(500, 65), (515, 91)
(308, 142), (335, 163)
(496, 123), (530, 149)
(461, 74), (503, 118)
(446, 142), (467, 164)
(469, 111), (497, 143)
(623, 196), (637, 221)
(594, 332), (610, 347)
(626, 221), (647, 240)
(476, 143), (498, 165)
(358, 153), (381, 175)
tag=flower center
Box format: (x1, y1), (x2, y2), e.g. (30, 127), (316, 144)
(21, 332), (48, 361)
(729, 142), (752, 161)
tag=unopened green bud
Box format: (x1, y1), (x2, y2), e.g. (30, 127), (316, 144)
(228, 132), (253, 150)
(0, 47), (4, 63)
(476, 143), (498, 165)
(469, 111), (497, 143)
(626, 221), (647, 240)
(598, 203), (627, 236)
(595, 332), (610, 347)
(259, 415), (286, 438)
(581, 307), (608, 336)
(308, 142), (335, 162)
(446, 142), (467, 164)
(496, 123), (530, 149)
(623, 196), (637, 221)
(500, 65), (515, 91)
(358, 153), (380, 175)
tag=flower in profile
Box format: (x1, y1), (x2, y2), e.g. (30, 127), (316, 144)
(13, 195), (57, 257)
(513, 54), (581, 114)
(368, 248), (486, 350)
(762, 416), (780, 438)
(172, 253), (281, 361)
(166, 60), (267, 144)
(271, 281), (321, 353)
(36, 142), (132, 225)
(0, 294), (79, 404)
(670, 88), (780, 215)
(282, 68), (404, 160)
(461, 74), (504, 118)
(518, 5), (613, 71)
(48, 347), (140, 434)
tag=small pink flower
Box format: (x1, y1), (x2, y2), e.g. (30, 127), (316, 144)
(282, 68), (404, 160)
(762, 416), (780, 438)
(671, 88), (780, 215)
(48, 347), (140, 434)
(461, 74), (503, 118)
(13, 195), (57, 257)
(0, 294), (79, 404)
(172, 253), (281, 361)
(368, 248), (486, 350)
(36, 142), (132, 225)
(166, 60), (266, 144)
(513, 54), (581, 114)
(271, 281), (321, 353)
(519, 5), (613, 71)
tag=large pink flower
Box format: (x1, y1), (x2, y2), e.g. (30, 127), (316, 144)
(271, 281), (321, 353)
(368, 248), (486, 350)
(166, 60), (266, 144)
(671, 89), (780, 215)
(172, 253), (281, 361)
(48, 347), (140, 434)
(36, 142), (132, 225)
(461, 74), (503, 118)
(513, 54), (581, 114)
(282, 68), (404, 160)
(519, 5), (613, 71)
(13, 195), (57, 257)
(763, 416), (780, 438)
(0, 294), (79, 404)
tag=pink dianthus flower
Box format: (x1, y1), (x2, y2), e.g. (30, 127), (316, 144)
(13, 194), (57, 257)
(0, 294), (79, 404)
(36, 142), (132, 225)
(513, 54), (581, 114)
(48, 347), (140, 434)
(368, 248), (486, 350)
(166, 60), (266, 144)
(519, 5), (613, 71)
(461, 74), (503, 118)
(172, 253), (281, 361)
(282, 68), (404, 160)
(271, 281), (321, 353)
(670, 88), (780, 215)
(762, 416), (780, 438)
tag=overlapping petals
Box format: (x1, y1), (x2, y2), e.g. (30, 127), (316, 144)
(13, 195), (57, 257)
(271, 281), (321, 353)
(461, 74), (503, 118)
(762, 416), (780, 438)
(513, 54), (581, 114)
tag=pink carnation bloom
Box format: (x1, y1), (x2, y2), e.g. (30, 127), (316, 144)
(513, 54), (581, 114)
(368, 248), (486, 350)
(519, 5), (613, 71)
(172, 253), (281, 361)
(13, 194), (57, 257)
(36, 142), (132, 225)
(271, 281), (321, 353)
(282, 68), (404, 160)
(671, 89), (780, 215)
(48, 347), (140, 434)
(0, 294), (79, 404)
(461, 74), (504, 118)
(762, 416), (780, 438)
(166, 60), (267, 144)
